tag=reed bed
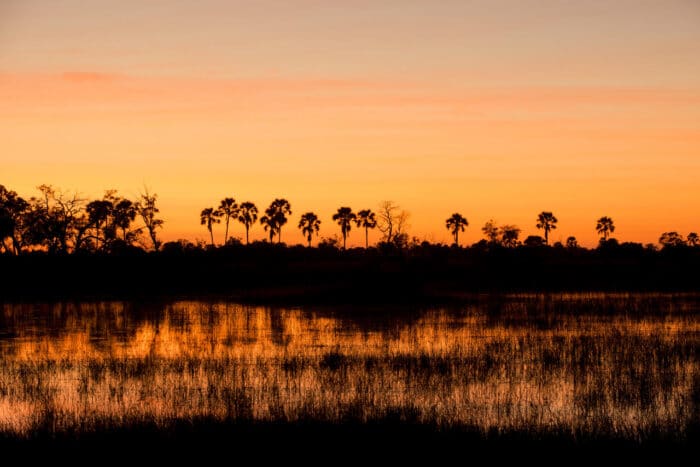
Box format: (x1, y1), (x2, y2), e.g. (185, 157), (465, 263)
(0, 294), (697, 442)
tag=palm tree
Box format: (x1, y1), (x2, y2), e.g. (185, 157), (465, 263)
(536, 211), (558, 245)
(200, 207), (220, 247)
(596, 216), (615, 241)
(261, 199), (291, 243)
(298, 212), (321, 247)
(259, 214), (276, 242)
(237, 201), (258, 244)
(566, 236), (578, 249)
(355, 209), (377, 248)
(688, 232), (699, 247)
(332, 207), (356, 249)
(217, 197), (238, 245)
(445, 213), (468, 246)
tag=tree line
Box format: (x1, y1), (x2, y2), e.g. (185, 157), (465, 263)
(1, 183), (698, 255)
(0, 184), (163, 255)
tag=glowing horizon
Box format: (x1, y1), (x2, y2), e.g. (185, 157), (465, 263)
(2, 0), (699, 247)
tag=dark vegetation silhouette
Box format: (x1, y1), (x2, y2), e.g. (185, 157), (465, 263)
(355, 209), (377, 249)
(217, 198), (238, 245)
(2, 183), (700, 300)
(688, 232), (699, 247)
(237, 202), (258, 245)
(445, 213), (468, 246)
(298, 212), (321, 247)
(536, 211), (558, 245)
(659, 231), (686, 248)
(596, 216), (615, 241)
(332, 207), (356, 249)
(260, 198), (291, 244)
(137, 189), (164, 251)
(200, 207), (220, 247)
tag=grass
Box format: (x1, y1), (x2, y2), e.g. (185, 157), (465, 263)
(0, 294), (697, 451)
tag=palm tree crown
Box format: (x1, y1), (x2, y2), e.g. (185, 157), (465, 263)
(596, 216), (615, 241)
(261, 198), (292, 243)
(445, 213), (468, 246)
(217, 197), (238, 245)
(200, 207), (221, 247)
(536, 211), (558, 245)
(355, 209), (377, 248)
(237, 202), (258, 244)
(332, 207), (356, 249)
(298, 212), (321, 247)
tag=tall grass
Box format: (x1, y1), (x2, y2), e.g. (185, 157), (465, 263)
(0, 294), (697, 442)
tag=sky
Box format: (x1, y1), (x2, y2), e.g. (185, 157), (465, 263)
(1, 0), (699, 247)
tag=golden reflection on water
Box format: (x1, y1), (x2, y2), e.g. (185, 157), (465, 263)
(0, 295), (698, 439)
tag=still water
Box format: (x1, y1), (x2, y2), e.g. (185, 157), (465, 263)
(0, 294), (698, 440)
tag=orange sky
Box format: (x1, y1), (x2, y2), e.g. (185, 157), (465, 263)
(1, 1), (699, 247)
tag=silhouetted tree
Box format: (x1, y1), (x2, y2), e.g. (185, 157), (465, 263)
(523, 235), (544, 247)
(500, 225), (521, 248)
(355, 209), (377, 249)
(112, 198), (138, 243)
(445, 213), (468, 246)
(24, 185), (85, 254)
(200, 207), (221, 247)
(260, 214), (276, 242)
(217, 197), (238, 245)
(596, 216), (615, 241)
(566, 236), (579, 249)
(298, 212), (321, 247)
(686, 232), (698, 247)
(659, 231), (685, 248)
(333, 207), (356, 249)
(318, 236), (340, 250)
(536, 211), (558, 245)
(261, 198), (291, 243)
(237, 201), (258, 245)
(482, 219), (500, 244)
(86, 192), (117, 251)
(377, 201), (408, 244)
(0, 185), (29, 254)
(136, 189), (163, 251)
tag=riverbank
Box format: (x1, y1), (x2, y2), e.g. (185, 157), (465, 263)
(1, 246), (698, 301)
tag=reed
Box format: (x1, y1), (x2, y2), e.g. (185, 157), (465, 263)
(0, 294), (697, 443)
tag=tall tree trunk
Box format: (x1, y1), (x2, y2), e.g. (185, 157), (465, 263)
(246, 225), (249, 244)
(365, 227), (368, 249)
(455, 229), (459, 247)
(209, 227), (214, 247)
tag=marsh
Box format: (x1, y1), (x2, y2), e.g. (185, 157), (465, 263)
(0, 293), (697, 447)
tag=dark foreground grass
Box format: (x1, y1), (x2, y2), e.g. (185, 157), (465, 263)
(1, 420), (698, 465)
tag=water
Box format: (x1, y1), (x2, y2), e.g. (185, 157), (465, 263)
(0, 293), (698, 441)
